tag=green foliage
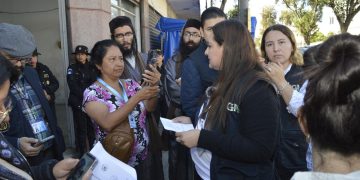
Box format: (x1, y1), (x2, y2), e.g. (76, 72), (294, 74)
(323, 0), (360, 32)
(227, 4), (239, 19)
(310, 31), (326, 43)
(280, 0), (324, 45)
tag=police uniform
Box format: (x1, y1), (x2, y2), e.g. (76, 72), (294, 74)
(35, 62), (59, 114)
(67, 45), (96, 156)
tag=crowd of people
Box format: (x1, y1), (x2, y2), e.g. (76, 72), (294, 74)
(0, 5), (360, 180)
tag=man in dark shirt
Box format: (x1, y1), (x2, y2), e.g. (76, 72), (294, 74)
(181, 7), (227, 124)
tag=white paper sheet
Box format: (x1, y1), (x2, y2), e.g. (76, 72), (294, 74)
(89, 142), (137, 180)
(160, 117), (194, 132)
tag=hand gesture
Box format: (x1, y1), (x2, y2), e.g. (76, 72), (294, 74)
(52, 158), (93, 180)
(19, 137), (43, 157)
(135, 85), (160, 101)
(172, 116), (191, 124)
(43, 90), (51, 101)
(142, 64), (161, 86)
(175, 129), (200, 148)
(264, 62), (286, 86)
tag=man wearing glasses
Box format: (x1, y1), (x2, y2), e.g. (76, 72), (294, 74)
(109, 16), (147, 83)
(0, 23), (65, 166)
(163, 18), (202, 180)
(181, 7), (227, 124)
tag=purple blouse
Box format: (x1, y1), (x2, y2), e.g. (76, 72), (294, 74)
(83, 79), (148, 167)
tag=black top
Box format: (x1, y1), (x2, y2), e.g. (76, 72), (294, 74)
(67, 62), (96, 109)
(35, 62), (59, 104)
(198, 80), (280, 179)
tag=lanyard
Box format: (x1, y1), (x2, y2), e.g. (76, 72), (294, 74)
(97, 78), (128, 102)
(97, 78), (136, 128)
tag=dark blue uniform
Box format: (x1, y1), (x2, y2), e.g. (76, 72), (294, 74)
(67, 61), (96, 156)
(34, 62), (59, 114)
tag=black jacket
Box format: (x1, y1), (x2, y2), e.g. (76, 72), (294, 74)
(181, 42), (219, 123)
(197, 80), (280, 179)
(275, 65), (307, 175)
(4, 67), (65, 166)
(67, 62), (96, 109)
(35, 62), (59, 104)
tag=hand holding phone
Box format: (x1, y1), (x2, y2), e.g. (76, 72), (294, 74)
(67, 153), (97, 180)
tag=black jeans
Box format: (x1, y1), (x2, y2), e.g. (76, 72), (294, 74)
(72, 108), (94, 156)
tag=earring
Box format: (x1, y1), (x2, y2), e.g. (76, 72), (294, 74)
(306, 134), (311, 143)
(0, 121), (10, 132)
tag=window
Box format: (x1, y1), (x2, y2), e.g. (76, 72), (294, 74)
(110, 0), (141, 50)
(330, 17), (334, 25)
(111, 0), (136, 21)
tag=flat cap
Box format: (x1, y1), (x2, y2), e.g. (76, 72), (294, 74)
(0, 23), (36, 58)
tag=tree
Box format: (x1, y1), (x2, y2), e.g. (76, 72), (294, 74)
(227, 4), (239, 18)
(280, 0), (324, 45)
(260, 6), (277, 34)
(324, 0), (360, 32)
(220, 0), (228, 10)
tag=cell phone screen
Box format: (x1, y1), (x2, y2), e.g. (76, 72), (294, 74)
(67, 153), (97, 180)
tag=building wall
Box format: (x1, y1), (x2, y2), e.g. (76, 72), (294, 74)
(148, 0), (178, 18)
(67, 0), (112, 56)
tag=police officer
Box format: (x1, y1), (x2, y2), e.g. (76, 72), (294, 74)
(30, 49), (59, 115)
(67, 45), (95, 157)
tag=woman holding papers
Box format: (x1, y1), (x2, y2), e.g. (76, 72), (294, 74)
(0, 56), (91, 180)
(82, 40), (160, 173)
(174, 20), (280, 180)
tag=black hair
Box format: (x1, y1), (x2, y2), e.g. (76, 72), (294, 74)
(0, 55), (19, 85)
(302, 33), (360, 155)
(200, 7), (227, 27)
(90, 39), (119, 77)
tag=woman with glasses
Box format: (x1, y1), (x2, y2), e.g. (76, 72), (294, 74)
(0, 55), (91, 179)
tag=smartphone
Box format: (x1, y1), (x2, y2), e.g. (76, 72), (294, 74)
(67, 153), (97, 180)
(39, 135), (55, 143)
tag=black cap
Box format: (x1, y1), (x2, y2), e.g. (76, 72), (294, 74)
(32, 48), (42, 56)
(183, 19), (201, 30)
(72, 45), (89, 55)
(109, 16), (134, 35)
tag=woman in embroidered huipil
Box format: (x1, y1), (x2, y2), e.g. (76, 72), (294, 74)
(82, 40), (160, 167)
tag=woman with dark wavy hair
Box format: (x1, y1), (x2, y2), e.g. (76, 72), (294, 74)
(293, 33), (360, 180)
(174, 20), (280, 179)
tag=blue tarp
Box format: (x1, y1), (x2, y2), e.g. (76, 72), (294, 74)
(155, 17), (186, 63)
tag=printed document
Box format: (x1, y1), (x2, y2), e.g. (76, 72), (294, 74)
(160, 117), (194, 132)
(89, 142), (137, 180)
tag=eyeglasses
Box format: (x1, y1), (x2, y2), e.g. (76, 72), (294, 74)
(8, 57), (32, 64)
(114, 32), (134, 39)
(184, 32), (201, 39)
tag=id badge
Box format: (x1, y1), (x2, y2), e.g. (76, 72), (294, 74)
(129, 115), (136, 129)
(31, 117), (48, 134)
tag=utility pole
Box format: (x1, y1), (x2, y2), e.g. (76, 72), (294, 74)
(238, 0), (248, 27)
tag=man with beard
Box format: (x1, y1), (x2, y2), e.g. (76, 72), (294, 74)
(181, 7), (227, 125)
(163, 19), (202, 180)
(0, 23), (65, 166)
(108, 16), (163, 180)
(109, 16), (147, 83)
